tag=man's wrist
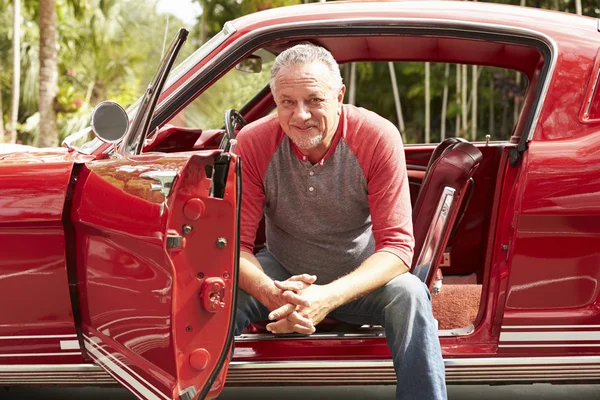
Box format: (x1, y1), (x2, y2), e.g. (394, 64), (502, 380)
(323, 282), (346, 310)
(255, 279), (279, 310)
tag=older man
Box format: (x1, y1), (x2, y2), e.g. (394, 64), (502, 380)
(234, 44), (446, 399)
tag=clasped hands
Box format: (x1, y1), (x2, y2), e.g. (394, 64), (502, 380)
(265, 274), (333, 335)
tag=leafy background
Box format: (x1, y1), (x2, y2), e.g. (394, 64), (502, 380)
(0, 0), (597, 146)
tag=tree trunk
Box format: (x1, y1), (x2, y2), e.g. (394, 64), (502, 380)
(501, 96), (508, 136)
(552, 0), (559, 10)
(0, 87), (5, 141)
(441, 63), (449, 141)
(471, 65), (477, 141)
(489, 76), (495, 138)
(388, 62), (406, 141)
(455, 64), (461, 137)
(575, 0), (582, 15)
(10, 0), (21, 144)
(425, 62), (430, 143)
(38, 0), (59, 148)
(199, 1), (207, 44)
(461, 64), (468, 137)
(348, 63), (356, 105)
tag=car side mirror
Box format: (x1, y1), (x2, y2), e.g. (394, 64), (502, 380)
(235, 55), (262, 73)
(91, 101), (130, 143)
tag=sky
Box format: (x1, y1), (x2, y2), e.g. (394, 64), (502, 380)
(155, 0), (202, 26)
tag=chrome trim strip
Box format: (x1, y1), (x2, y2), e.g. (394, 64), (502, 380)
(0, 364), (103, 372)
(447, 376), (600, 382)
(158, 17), (557, 144)
(0, 352), (81, 357)
(413, 186), (455, 282)
(446, 356), (600, 366)
(500, 331), (600, 341)
(83, 335), (168, 400)
(60, 340), (81, 350)
(236, 324), (474, 341)
(502, 325), (600, 329)
(438, 324), (474, 336)
(229, 356), (600, 370)
(500, 344), (600, 348)
(0, 334), (77, 339)
(583, 67), (600, 119)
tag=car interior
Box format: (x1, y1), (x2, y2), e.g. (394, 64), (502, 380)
(138, 31), (546, 338)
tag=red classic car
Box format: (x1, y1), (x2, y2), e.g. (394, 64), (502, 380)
(1, 1), (600, 399)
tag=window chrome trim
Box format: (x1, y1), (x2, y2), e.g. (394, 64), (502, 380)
(156, 17), (557, 144)
(584, 66), (600, 119)
(413, 186), (455, 283)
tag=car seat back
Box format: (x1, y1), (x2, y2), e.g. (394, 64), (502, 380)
(411, 139), (483, 287)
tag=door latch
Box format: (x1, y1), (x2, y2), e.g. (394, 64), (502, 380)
(200, 277), (226, 313)
(140, 170), (178, 197)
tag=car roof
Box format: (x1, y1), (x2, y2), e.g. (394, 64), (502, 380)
(230, 0), (598, 47)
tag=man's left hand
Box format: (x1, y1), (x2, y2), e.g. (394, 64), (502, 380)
(266, 284), (336, 334)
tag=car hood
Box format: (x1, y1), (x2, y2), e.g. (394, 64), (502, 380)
(0, 147), (94, 224)
(0, 146), (94, 164)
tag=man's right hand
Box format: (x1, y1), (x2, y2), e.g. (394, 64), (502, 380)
(261, 274), (317, 335)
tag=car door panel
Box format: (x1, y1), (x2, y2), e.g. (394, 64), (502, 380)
(71, 151), (238, 400)
(405, 143), (509, 279)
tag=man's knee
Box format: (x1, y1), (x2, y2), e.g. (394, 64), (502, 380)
(384, 273), (432, 309)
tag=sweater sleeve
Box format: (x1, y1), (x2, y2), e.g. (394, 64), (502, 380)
(346, 106), (415, 268)
(235, 115), (282, 254)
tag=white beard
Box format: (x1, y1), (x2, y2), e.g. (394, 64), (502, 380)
(292, 133), (323, 150)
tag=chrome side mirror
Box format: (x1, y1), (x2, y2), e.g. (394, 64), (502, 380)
(91, 101), (129, 143)
(235, 55), (262, 73)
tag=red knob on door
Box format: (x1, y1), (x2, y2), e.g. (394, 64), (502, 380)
(189, 348), (211, 371)
(201, 277), (226, 313)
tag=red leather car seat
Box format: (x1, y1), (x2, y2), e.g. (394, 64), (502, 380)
(410, 138), (483, 287)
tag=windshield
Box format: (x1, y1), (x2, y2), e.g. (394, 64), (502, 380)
(121, 29), (189, 155)
(76, 23), (236, 155)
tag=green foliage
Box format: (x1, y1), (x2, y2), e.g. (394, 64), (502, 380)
(0, 0), (598, 146)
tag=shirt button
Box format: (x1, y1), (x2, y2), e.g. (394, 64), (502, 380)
(308, 187), (314, 192)
(309, 171), (315, 176)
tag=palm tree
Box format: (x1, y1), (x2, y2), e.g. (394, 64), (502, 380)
(440, 63), (449, 141)
(38, 0), (58, 147)
(9, 0), (21, 144)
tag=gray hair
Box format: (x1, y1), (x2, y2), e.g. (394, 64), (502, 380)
(270, 44), (343, 95)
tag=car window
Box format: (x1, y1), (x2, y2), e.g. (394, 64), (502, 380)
(168, 50), (275, 129)
(346, 62), (527, 145)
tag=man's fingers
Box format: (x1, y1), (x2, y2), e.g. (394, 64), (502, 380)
(268, 303), (296, 321)
(266, 319), (292, 334)
(285, 311), (313, 328)
(282, 290), (311, 307)
(266, 319), (315, 335)
(273, 280), (304, 292)
(288, 274), (317, 284)
(290, 324), (315, 335)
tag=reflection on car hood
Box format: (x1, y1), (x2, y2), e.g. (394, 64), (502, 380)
(0, 146), (93, 164)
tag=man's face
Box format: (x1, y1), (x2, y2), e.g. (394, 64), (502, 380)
(273, 62), (345, 150)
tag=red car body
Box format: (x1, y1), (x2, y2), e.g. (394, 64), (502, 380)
(1, 1), (600, 399)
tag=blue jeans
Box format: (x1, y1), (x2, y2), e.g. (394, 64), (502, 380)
(234, 249), (447, 400)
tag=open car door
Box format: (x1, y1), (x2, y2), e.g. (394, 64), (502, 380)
(69, 150), (240, 400)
